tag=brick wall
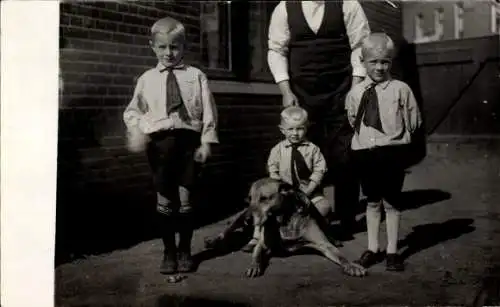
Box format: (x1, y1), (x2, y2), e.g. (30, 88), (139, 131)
(57, 1), (404, 263)
(57, 1), (282, 263)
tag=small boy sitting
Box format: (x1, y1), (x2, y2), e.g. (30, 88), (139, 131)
(346, 32), (422, 271)
(242, 106), (331, 252)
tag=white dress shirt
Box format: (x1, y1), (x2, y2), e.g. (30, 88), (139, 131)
(267, 0), (371, 83)
(123, 63), (219, 144)
(267, 139), (327, 186)
(346, 78), (422, 151)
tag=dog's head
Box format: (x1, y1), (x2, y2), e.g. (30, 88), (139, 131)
(246, 178), (298, 226)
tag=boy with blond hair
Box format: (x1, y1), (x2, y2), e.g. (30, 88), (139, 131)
(123, 17), (218, 274)
(243, 106), (332, 252)
(346, 33), (422, 271)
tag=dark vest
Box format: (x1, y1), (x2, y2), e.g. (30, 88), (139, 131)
(286, 1), (352, 111)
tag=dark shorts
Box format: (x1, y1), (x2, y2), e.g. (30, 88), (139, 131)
(146, 129), (201, 199)
(352, 145), (407, 207)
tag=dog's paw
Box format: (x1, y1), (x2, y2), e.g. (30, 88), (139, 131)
(342, 261), (367, 277)
(204, 235), (224, 249)
(245, 263), (263, 278)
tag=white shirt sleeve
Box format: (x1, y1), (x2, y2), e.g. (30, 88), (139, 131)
(267, 1), (290, 84)
(267, 1), (371, 84)
(343, 0), (371, 77)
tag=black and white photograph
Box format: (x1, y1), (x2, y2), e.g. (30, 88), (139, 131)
(2, 0), (500, 306)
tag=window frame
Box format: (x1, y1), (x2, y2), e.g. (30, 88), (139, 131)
(199, 0), (250, 81)
(248, 1), (279, 83)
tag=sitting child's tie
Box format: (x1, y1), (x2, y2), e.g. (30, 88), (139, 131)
(289, 142), (311, 189)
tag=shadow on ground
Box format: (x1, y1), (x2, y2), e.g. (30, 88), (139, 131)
(55, 99), (260, 267)
(193, 227), (253, 270)
(192, 188), (454, 267)
(398, 189), (452, 211)
(332, 188), (452, 238)
(398, 218), (476, 261)
(156, 295), (251, 307)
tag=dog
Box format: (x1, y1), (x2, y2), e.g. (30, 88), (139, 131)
(204, 178), (367, 278)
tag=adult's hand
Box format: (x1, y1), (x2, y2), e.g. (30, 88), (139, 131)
(282, 91), (299, 108)
(351, 76), (365, 88)
(278, 80), (299, 107)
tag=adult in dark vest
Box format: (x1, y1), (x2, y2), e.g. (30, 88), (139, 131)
(267, 0), (371, 240)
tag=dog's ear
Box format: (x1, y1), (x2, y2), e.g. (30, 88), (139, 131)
(278, 182), (294, 196)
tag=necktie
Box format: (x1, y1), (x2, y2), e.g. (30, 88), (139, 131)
(162, 67), (190, 122)
(353, 83), (384, 134)
(290, 143), (311, 188)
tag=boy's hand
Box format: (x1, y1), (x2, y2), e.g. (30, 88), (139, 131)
(126, 127), (149, 153)
(299, 183), (312, 196)
(156, 118), (174, 131)
(299, 180), (317, 197)
(350, 76), (364, 91)
(194, 143), (211, 163)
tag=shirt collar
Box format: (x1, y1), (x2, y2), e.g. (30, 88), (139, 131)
(284, 139), (310, 147)
(156, 62), (186, 72)
(363, 76), (392, 90)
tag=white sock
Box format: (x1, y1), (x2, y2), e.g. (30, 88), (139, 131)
(366, 201), (382, 252)
(384, 200), (401, 254)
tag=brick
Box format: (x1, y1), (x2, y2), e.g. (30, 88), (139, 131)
(58, 1), (403, 233)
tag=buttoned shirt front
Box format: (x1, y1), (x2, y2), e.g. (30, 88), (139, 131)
(346, 78), (422, 150)
(267, 0), (371, 83)
(267, 139), (327, 186)
(123, 63), (218, 144)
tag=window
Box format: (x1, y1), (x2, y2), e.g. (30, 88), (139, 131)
(200, 2), (232, 71)
(454, 2), (464, 39)
(248, 1), (280, 81)
(199, 1), (249, 80)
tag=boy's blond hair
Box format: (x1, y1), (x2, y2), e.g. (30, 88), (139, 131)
(151, 17), (186, 42)
(361, 32), (395, 59)
(280, 106), (309, 128)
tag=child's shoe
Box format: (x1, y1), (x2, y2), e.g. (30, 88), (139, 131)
(160, 252), (178, 274)
(159, 214), (177, 274)
(386, 253), (405, 271)
(354, 250), (385, 268)
(177, 252), (195, 273)
(177, 212), (195, 272)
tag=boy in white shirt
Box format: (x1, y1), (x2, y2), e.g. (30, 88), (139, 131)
(243, 106), (332, 251)
(123, 17), (218, 274)
(346, 33), (422, 271)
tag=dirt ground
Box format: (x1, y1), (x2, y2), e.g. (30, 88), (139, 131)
(55, 143), (500, 307)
